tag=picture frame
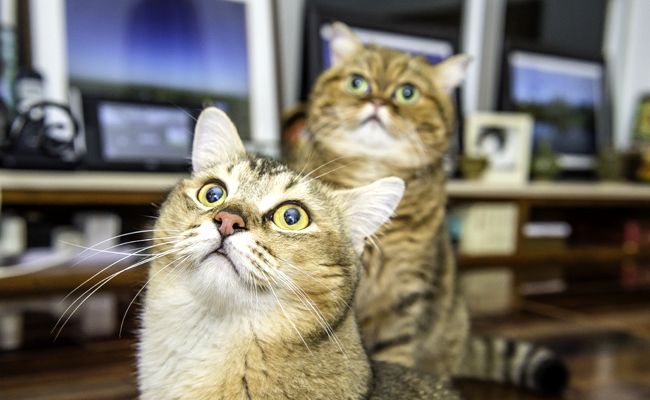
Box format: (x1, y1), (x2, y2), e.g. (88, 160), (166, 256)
(464, 112), (534, 185)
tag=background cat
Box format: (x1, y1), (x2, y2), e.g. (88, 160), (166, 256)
(293, 22), (568, 395)
(138, 107), (462, 399)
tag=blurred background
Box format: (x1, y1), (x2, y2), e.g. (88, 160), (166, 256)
(0, 0), (649, 399)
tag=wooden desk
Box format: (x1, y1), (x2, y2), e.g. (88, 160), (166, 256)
(0, 259), (147, 300)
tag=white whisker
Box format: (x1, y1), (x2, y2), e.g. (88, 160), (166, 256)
(121, 254), (192, 337)
(261, 273), (315, 359)
(53, 247), (180, 338)
(61, 239), (183, 303)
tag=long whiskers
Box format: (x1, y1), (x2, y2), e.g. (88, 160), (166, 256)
(120, 254), (192, 337)
(61, 238), (183, 303)
(270, 254), (351, 310)
(299, 154), (355, 182)
(300, 159), (362, 186)
(53, 244), (182, 340)
(260, 272), (316, 359)
(272, 270), (353, 367)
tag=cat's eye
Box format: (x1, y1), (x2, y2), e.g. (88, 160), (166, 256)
(272, 203), (310, 231)
(394, 83), (421, 105)
(197, 182), (227, 207)
(346, 74), (370, 95)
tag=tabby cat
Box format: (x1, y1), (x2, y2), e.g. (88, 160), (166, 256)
(294, 22), (568, 395)
(137, 107), (462, 399)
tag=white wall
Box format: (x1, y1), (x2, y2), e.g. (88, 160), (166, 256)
(604, 0), (650, 149)
(275, 0), (306, 110)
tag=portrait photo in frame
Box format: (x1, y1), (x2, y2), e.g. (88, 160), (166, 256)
(464, 112), (534, 185)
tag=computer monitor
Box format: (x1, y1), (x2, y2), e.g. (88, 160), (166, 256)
(28, 0), (279, 171)
(500, 45), (607, 173)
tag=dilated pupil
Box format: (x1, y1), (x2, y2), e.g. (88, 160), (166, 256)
(284, 207), (301, 225)
(352, 76), (363, 88)
(402, 85), (414, 98)
(206, 186), (224, 203)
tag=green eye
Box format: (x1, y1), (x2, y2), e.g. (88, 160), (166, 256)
(347, 74), (370, 95)
(394, 83), (421, 104)
(198, 183), (227, 207)
(272, 203), (309, 231)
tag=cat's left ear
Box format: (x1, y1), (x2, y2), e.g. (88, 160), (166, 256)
(335, 177), (405, 254)
(192, 107), (246, 173)
(433, 54), (472, 94)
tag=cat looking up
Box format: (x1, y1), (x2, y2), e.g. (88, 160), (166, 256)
(294, 22), (568, 396)
(137, 107), (462, 399)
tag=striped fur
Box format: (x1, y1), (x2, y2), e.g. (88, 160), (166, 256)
(139, 108), (462, 399)
(293, 22), (568, 395)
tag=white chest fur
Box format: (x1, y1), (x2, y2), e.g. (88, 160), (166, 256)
(138, 282), (253, 400)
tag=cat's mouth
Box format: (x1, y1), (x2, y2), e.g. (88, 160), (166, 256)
(362, 115), (386, 129)
(207, 243), (242, 278)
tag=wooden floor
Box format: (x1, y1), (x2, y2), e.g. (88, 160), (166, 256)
(1, 295), (649, 400)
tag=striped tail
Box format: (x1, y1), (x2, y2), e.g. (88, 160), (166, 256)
(455, 335), (569, 395)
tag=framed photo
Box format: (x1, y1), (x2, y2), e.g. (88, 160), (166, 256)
(464, 112), (534, 185)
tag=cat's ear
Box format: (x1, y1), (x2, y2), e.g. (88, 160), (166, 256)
(329, 22), (363, 67)
(433, 54), (472, 94)
(336, 177), (405, 254)
(192, 107), (246, 173)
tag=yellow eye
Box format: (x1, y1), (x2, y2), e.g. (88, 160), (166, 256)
(347, 74), (370, 95)
(198, 182), (227, 207)
(272, 204), (309, 231)
(394, 83), (421, 104)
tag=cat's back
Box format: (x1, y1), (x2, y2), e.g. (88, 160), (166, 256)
(368, 361), (462, 400)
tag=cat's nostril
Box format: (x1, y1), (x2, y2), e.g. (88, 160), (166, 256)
(215, 211), (246, 236)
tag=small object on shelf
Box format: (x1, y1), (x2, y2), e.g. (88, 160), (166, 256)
(458, 202), (519, 256)
(517, 265), (566, 296)
(596, 146), (624, 181)
(458, 155), (488, 180)
(631, 94), (650, 148)
(521, 221), (571, 252)
(531, 138), (560, 180)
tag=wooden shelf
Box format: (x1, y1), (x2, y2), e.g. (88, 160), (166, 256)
(0, 170), (187, 205)
(4, 170), (650, 205)
(447, 180), (650, 202)
(0, 170), (187, 192)
(457, 246), (650, 269)
(0, 261), (147, 299)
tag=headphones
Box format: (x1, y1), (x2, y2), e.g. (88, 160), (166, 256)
(1, 101), (81, 161)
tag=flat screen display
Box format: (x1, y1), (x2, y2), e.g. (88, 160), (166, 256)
(65, 0), (251, 140)
(98, 101), (193, 164)
(508, 50), (604, 170)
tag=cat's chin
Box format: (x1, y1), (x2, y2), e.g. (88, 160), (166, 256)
(203, 251), (242, 279)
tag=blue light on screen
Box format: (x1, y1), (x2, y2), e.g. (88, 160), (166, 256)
(65, 0), (249, 97)
(509, 51), (603, 156)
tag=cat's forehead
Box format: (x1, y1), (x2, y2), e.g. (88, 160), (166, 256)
(191, 155), (323, 211)
(344, 46), (432, 88)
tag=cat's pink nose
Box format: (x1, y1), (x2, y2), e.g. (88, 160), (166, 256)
(372, 99), (384, 108)
(215, 211), (246, 236)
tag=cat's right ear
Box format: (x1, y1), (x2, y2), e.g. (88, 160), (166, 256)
(335, 177), (405, 254)
(329, 22), (363, 67)
(192, 107), (246, 173)
(433, 54), (472, 94)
